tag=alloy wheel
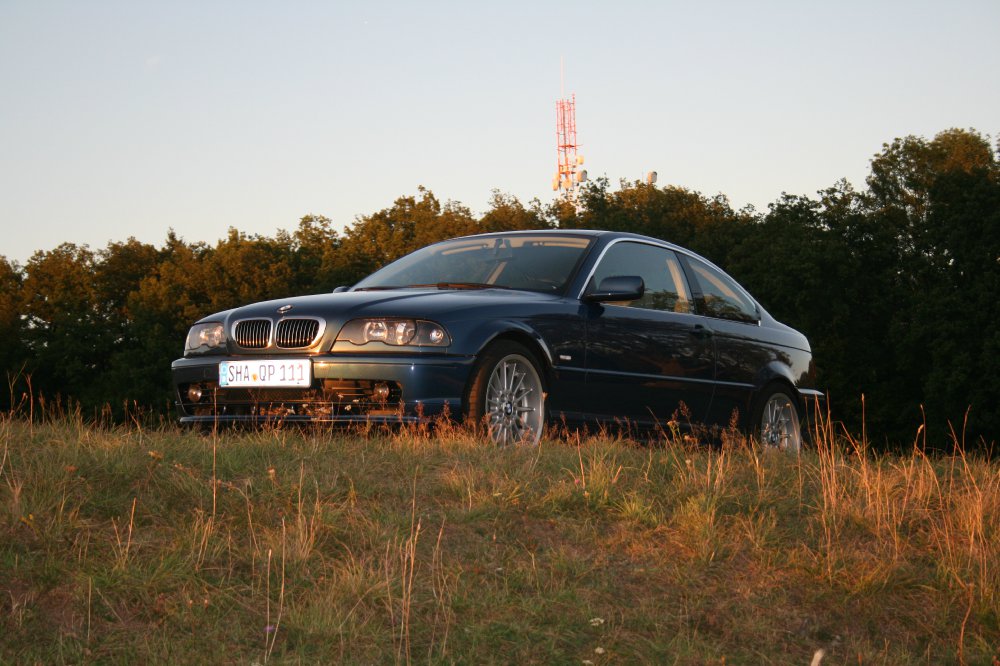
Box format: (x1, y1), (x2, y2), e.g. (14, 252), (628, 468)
(484, 353), (544, 445)
(759, 392), (802, 452)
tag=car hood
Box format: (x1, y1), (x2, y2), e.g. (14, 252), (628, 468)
(196, 288), (565, 355)
(215, 287), (561, 322)
(198, 288), (812, 358)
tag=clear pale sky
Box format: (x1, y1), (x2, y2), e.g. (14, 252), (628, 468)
(2, 1), (997, 263)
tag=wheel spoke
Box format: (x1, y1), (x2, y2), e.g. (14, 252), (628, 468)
(504, 362), (515, 392)
(510, 370), (524, 394)
(514, 386), (534, 401)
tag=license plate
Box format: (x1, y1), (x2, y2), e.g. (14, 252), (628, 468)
(219, 359), (311, 387)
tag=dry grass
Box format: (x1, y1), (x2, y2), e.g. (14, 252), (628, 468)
(0, 410), (997, 664)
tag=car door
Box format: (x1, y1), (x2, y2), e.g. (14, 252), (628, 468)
(681, 255), (766, 427)
(583, 241), (716, 427)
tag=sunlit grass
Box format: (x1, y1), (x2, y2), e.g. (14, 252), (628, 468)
(0, 411), (997, 663)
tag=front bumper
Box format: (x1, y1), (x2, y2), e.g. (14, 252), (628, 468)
(171, 353), (475, 426)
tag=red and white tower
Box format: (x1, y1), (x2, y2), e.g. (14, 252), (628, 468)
(553, 67), (586, 201)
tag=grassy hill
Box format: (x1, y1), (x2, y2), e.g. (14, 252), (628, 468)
(1, 415), (997, 664)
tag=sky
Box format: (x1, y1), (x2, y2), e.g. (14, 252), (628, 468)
(1, 1), (998, 264)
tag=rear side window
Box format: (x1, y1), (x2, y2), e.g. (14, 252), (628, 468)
(590, 241), (692, 313)
(686, 258), (758, 322)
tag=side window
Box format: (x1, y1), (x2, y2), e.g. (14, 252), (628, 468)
(590, 242), (692, 313)
(686, 258), (758, 322)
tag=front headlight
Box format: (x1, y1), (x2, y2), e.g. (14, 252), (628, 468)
(185, 322), (226, 353)
(336, 319), (450, 347)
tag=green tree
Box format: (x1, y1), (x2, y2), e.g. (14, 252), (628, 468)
(479, 191), (550, 232)
(0, 257), (26, 408)
(338, 187), (478, 279)
(92, 239), (166, 414)
(907, 156), (1000, 443)
(565, 178), (749, 260)
(864, 128), (999, 445)
(125, 234), (219, 412)
(205, 228), (296, 307)
(20, 244), (106, 410)
(868, 128), (995, 223)
(284, 214), (346, 293)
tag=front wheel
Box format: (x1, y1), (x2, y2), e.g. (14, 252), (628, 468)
(753, 385), (802, 452)
(466, 342), (546, 446)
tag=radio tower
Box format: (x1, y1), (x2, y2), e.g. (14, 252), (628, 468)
(553, 61), (586, 202)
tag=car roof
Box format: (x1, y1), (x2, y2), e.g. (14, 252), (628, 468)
(449, 228), (678, 244)
(450, 229), (608, 239)
(448, 228), (692, 254)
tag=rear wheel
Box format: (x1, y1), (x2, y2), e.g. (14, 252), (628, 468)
(753, 385), (802, 452)
(466, 341), (545, 445)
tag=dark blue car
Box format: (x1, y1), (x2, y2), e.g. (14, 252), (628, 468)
(172, 230), (820, 448)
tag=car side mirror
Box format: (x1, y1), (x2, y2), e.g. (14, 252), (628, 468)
(332, 286), (349, 293)
(583, 275), (645, 303)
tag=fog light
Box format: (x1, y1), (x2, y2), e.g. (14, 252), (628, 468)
(187, 384), (204, 402)
(372, 383), (390, 401)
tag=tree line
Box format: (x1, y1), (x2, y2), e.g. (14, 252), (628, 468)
(1, 128), (997, 448)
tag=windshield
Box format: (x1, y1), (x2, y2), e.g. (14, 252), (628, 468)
(353, 234), (594, 294)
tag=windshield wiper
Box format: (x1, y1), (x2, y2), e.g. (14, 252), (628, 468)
(406, 282), (509, 290)
(356, 282), (511, 292)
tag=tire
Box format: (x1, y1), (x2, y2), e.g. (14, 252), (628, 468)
(466, 341), (546, 446)
(752, 385), (803, 452)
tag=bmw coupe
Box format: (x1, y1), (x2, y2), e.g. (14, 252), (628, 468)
(172, 230), (820, 448)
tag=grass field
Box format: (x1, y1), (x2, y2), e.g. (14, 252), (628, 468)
(0, 414), (997, 664)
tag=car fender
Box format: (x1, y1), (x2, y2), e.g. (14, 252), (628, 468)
(455, 317), (555, 368)
(751, 360), (811, 418)
(483, 320), (555, 366)
(754, 360), (799, 393)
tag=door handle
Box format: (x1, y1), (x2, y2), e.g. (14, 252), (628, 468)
(691, 325), (713, 339)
